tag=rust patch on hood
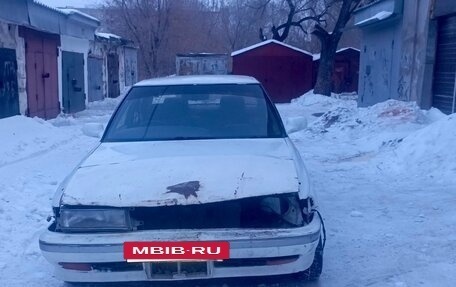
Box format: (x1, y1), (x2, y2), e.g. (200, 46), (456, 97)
(166, 181), (200, 199)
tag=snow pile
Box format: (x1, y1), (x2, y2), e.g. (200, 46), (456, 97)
(0, 116), (73, 166)
(0, 98), (118, 287)
(309, 99), (441, 133)
(391, 115), (456, 181)
(51, 97), (122, 128)
(291, 90), (357, 109)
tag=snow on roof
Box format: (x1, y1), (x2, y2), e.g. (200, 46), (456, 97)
(312, 53), (321, 61)
(312, 47), (361, 61)
(57, 8), (100, 23)
(135, 75), (260, 87)
(337, 47), (360, 53)
(355, 11), (393, 26)
(95, 32), (122, 40)
(231, 40), (312, 57)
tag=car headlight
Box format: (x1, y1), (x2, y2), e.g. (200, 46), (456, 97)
(58, 208), (132, 232)
(258, 194), (304, 227)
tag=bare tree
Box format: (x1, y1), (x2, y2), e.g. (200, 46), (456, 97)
(103, 0), (233, 78)
(103, 0), (172, 77)
(313, 0), (361, 96)
(218, 0), (264, 51)
(257, 0), (361, 96)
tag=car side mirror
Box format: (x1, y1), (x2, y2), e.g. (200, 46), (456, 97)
(82, 123), (104, 138)
(284, 116), (308, 134)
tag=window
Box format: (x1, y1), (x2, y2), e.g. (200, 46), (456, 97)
(103, 84), (285, 142)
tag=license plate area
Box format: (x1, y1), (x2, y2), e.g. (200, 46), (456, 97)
(145, 261), (211, 280)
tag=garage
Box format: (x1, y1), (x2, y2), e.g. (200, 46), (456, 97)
(232, 40), (313, 103)
(432, 15), (456, 114)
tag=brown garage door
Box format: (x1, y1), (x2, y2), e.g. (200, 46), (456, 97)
(433, 15), (456, 114)
(20, 27), (60, 119)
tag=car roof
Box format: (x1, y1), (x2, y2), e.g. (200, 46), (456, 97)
(134, 75), (260, 87)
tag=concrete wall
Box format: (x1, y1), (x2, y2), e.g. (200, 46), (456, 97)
(0, 21), (27, 114)
(398, 0), (435, 108)
(59, 35), (90, 107)
(118, 47), (126, 92)
(357, 0), (436, 109)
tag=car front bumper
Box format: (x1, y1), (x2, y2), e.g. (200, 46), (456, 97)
(39, 215), (321, 282)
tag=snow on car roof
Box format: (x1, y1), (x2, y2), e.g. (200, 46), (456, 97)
(135, 75), (260, 86)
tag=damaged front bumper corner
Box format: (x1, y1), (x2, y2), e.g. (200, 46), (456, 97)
(39, 214), (321, 282)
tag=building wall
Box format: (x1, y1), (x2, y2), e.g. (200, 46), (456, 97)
(59, 35), (90, 107)
(0, 21), (27, 114)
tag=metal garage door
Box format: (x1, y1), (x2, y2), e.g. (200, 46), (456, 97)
(0, 48), (19, 119)
(62, 51), (85, 113)
(124, 47), (137, 87)
(87, 56), (104, 102)
(433, 15), (456, 114)
(20, 27), (60, 119)
(107, 53), (120, 98)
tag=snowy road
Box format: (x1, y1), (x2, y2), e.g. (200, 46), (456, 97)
(1, 94), (455, 286)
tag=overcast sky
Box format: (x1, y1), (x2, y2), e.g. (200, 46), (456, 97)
(39, 0), (102, 8)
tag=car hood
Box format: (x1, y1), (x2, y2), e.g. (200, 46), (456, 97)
(59, 138), (302, 207)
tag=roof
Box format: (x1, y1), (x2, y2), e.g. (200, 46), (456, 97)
(312, 47), (361, 61)
(32, 2), (100, 24)
(33, 0), (65, 15)
(57, 8), (100, 23)
(231, 40), (313, 57)
(135, 75), (260, 87)
(355, 11), (393, 26)
(95, 32), (122, 40)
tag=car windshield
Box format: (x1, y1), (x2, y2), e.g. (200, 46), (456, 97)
(102, 84), (286, 142)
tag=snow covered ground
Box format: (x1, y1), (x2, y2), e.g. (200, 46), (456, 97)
(0, 92), (455, 286)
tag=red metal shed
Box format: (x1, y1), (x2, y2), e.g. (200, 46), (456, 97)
(313, 47), (360, 94)
(231, 40), (313, 103)
(19, 26), (61, 119)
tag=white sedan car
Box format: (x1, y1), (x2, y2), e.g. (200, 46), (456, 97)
(39, 75), (325, 283)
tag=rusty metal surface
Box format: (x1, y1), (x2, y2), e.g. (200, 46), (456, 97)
(108, 53), (120, 98)
(166, 181), (200, 199)
(176, 54), (228, 76)
(0, 48), (20, 119)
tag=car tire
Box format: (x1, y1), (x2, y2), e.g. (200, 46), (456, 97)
(296, 239), (323, 281)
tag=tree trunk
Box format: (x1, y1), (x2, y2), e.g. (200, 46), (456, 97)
(313, 37), (338, 96)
